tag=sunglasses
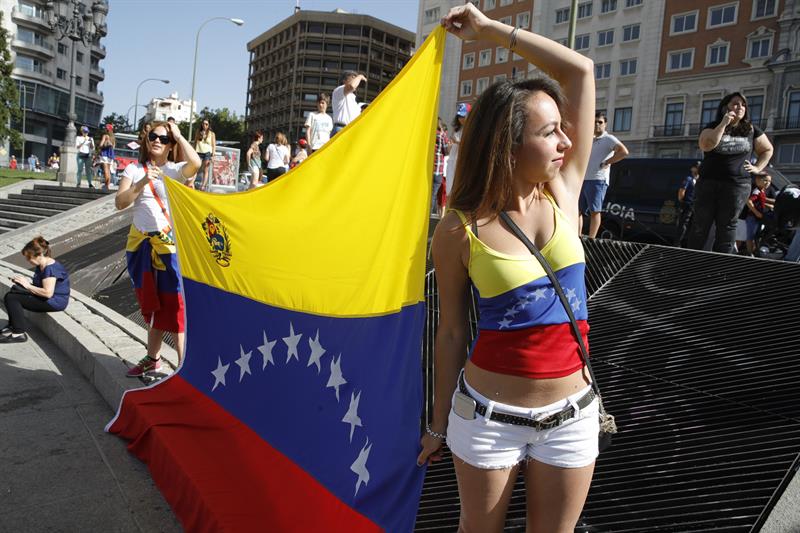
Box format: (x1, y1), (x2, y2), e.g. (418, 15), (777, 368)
(148, 132), (172, 144)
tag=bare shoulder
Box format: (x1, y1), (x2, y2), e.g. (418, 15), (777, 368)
(432, 211), (469, 266)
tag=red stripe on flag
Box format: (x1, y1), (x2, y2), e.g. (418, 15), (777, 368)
(471, 321), (590, 379)
(109, 376), (380, 533)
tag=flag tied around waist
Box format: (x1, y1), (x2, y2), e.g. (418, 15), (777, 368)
(107, 27), (445, 532)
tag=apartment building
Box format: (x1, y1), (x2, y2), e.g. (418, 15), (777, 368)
(1, 0), (108, 165)
(417, 0), (465, 122)
(144, 93), (195, 124)
(246, 9), (414, 141)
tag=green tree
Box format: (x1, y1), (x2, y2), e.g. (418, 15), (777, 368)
(101, 112), (132, 133)
(0, 12), (22, 150)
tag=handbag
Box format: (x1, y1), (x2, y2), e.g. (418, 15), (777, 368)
(499, 211), (618, 451)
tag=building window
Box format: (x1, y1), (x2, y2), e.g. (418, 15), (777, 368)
(484, 0), (496, 10)
(667, 49), (694, 71)
(496, 47), (509, 63)
(575, 34), (590, 50)
(620, 58), (637, 76)
(701, 98), (720, 124)
(748, 94), (764, 125)
(665, 102), (684, 134)
(460, 80), (473, 97)
(476, 77), (490, 95)
(57, 68), (66, 80)
(578, 2), (593, 18)
(601, 0), (617, 13)
(622, 24), (640, 42)
(556, 7), (570, 24)
(595, 63), (611, 79)
(500, 0), (513, 5)
(499, 16), (512, 25)
(671, 11), (698, 34)
(516, 12), (530, 29)
(708, 4), (737, 28)
(58, 42), (67, 55)
(787, 91), (800, 128)
(753, 0), (777, 19)
(749, 35), (772, 59)
(778, 144), (800, 164)
(89, 80), (98, 93)
(463, 52), (475, 69)
(423, 7), (440, 24)
(625, 0), (642, 7)
(597, 29), (614, 46)
(76, 76), (82, 87)
(707, 42), (729, 65)
(494, 73), (508, 82)
(479, 49), (492, 66)
(14, 55), (41, 72)
(76, 51), (84, 63)
(613, 107), (632, 131)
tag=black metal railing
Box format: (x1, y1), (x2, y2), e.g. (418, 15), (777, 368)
(652, 124), (685, 137)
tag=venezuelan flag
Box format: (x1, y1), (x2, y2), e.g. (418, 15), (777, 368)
(107, 28), (445, 532)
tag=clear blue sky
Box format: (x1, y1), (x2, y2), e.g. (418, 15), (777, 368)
(103, 0), (419, 122)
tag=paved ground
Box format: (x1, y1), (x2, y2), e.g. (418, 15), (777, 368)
(0, 316), (180, 533)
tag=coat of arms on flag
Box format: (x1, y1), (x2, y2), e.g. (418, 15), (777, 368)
(107, 27), (445, 532)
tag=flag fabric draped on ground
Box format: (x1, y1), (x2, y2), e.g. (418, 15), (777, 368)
(107, 28), (445, 532)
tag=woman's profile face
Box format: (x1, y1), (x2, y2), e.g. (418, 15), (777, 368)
(512, 92), (572, 185)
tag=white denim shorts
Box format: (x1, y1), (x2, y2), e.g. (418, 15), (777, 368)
(447, 376), (599, 470)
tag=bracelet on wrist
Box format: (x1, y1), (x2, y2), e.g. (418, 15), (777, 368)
(509, 26), (520, 51)
(425, 425), (446, 441)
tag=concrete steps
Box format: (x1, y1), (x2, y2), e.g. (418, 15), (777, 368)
(0, 184), (113, 234)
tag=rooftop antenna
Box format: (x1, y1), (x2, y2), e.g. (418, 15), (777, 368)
(294, 0), (300, 13)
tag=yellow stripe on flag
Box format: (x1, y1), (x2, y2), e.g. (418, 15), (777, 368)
(166, 28), (445, 317)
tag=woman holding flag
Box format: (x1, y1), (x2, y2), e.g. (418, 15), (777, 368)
(115, 121), (200, 378)
(419, 4), (598, 531)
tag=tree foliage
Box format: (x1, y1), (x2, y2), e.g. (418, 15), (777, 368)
(101, 112), (132, 134)
(178, 107), (248, 169)
(0, 12), (22, 150)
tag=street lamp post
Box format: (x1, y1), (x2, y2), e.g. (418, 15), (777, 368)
(45, 0), (108, 185)
(188, 17), (244, 140)
(125, 104), (146, 131)
(133, 78), (169, 131)
(19, 85), (29, 169)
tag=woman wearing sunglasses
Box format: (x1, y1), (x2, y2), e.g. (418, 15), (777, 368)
(115, 121), (200, 378)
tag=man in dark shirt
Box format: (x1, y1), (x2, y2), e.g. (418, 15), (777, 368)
(675, 162), (699, 247)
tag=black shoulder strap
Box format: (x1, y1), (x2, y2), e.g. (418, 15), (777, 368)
(499, 211), (601, 397)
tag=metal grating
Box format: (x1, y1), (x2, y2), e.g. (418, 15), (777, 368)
(416, 241), (800, 532)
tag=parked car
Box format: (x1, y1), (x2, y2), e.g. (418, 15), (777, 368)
(596, 158), (792, 245)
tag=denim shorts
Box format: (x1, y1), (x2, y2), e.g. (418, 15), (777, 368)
(745, 216), (762, 240)
(198, 152), (212, 161)
(579, 179), (609, 215)
(447, 376), (599, 470)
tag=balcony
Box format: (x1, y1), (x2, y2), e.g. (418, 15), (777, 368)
(10, 7), (51, 31)
(652, 124), (686, 137)
(12, 66), (53, 84)
(89, 66), (105, 80)
(10, 38), (55, 60)
(771, 117), (800, 131)
(91, 42), (106, 58)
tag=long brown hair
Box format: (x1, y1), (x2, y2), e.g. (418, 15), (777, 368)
(713, 92), (753, 137)
(194, 119), (213, 143)
(448, 77), (567, 223)
(139, 121), (175, 164)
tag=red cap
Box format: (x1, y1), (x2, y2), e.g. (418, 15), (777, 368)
(298, 139), (307, 146)
(105, 124), (114, 131)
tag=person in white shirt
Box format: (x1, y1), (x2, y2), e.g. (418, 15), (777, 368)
(264, 132), (291, 182)
(331, 71), (367, 135)
(75, 126), (95, 188)
(305, 94), (333, 151)
(114, 121), (200, 377)
(580, 112), (629, 238)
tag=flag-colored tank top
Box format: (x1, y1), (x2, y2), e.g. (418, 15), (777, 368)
(452, 193), (589, 379)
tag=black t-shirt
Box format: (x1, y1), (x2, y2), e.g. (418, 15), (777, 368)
(699, 122), (764, 183)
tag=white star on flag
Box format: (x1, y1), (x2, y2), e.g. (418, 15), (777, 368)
(342, 391), (363, 442)
(211, 357), (229, 392)
(327, 355), (347, 402)
(533, 287), (548, 300)
(235, 344), (252, 382)
(307, 330), (327, 373)
(282, 322), (302, 363)
(503, 306), (519, 318)
(571, 298), (581, 312)
(257, 331), (277, 370)
(498, 318), (512, 329)
(351, 437), (372, 497)
(565, 287), (577, 300)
